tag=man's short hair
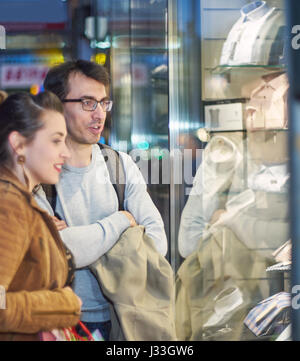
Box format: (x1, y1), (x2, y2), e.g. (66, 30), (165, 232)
(44, 60), (110, 100)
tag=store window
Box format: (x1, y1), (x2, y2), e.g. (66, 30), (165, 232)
(172, 0), (291, 341)
(0, 0), (294, 341)
(108, 0), (171, 256)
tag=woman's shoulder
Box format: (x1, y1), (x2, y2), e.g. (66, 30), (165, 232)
(0, 179), (33, 216)
(0, 179), (23, 197)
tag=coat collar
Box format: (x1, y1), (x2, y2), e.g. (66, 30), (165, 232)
(241, 1), (270, 22)
(0, 167), (48, 214)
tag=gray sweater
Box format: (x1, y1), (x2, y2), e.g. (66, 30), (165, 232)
(35, 144), (168, 322)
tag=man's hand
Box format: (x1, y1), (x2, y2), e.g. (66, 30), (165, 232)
(210, 209), (226, 225)
(121, 211), (137, 227)
(51, 216), (68, 231)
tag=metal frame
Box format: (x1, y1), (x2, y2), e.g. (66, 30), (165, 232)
(168, 0), (182, 271)
(286, 0), (300, 341)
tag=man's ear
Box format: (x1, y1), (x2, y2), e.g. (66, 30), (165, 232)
(7, 131), (26, 155)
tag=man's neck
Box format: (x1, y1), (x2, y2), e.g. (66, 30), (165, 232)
(65, 138), (93, 168)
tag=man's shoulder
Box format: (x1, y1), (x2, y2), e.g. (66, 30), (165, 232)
(94, 143), (120, 158)
(94, 143), (134, 167)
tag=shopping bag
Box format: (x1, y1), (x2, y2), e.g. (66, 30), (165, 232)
(39, 321), (102, 341)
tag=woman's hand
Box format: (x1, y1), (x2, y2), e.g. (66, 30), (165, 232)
(64, 287), (82, 309)
(51, 216), (68, 231)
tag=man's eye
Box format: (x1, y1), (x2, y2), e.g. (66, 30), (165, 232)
(83, 99), (94, 106)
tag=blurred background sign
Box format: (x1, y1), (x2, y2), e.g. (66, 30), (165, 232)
(0, 64), (48, 88)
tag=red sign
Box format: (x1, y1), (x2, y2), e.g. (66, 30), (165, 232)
(0, 64), (49, 88)
(1, 22), (66, 32)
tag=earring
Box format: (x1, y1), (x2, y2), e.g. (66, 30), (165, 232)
(17, 155), (26, 164)
(16, 154), (29, 189)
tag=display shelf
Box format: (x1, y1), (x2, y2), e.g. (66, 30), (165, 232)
(0, 47), (69, 54)
(207, 128), (288, 132)
(211, 64), (286, 75)
(208, 129), (246, 133)
(266, 262), (291, 273)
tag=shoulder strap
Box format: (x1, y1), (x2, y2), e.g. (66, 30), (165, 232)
(42, 144), (126, 214)
(42, 183), (60, 217)
(98, 143), (125, 211)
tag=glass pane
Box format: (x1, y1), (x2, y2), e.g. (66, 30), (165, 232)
(174, 0), (290, 341)
(110, 0), (171, 256)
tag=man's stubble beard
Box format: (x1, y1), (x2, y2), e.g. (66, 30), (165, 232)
(66, 127), (101, 146)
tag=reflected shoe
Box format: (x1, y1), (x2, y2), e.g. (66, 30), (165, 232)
(203, 286), (244, 329)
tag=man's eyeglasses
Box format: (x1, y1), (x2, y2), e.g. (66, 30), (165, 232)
(62, 98), (113, 112)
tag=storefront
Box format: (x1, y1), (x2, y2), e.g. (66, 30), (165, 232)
(96, 0), (296, 341)
(98, 0), (291, 340)
(169, 0), (291, 341)
(0, 0), (299, 341)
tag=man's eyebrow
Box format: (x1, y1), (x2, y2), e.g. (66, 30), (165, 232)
(81, 95), (110, 101)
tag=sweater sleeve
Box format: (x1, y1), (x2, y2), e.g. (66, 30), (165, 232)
(0, 191), (80, 334)
(121, 152), (168, 256)
(34, 183), (131, 269)
(59, 212), (130, 268)
(178, 165), (220, 258)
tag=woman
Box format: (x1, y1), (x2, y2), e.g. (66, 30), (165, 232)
(0, 92), (81, 341)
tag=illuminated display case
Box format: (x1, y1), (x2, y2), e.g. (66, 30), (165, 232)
(1, 0), (297, 341)
(169, 0), (290, 341)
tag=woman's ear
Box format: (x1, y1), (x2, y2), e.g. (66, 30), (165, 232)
(7, 131), (26, 155)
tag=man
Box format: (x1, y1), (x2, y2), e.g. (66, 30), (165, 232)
(39, 60), (168, 340)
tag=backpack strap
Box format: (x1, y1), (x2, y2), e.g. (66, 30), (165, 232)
(42, 183), (59, 217)
(98, 143), (125, 211)
(41, 183), (75, 286)
(42, 144), (125, 213)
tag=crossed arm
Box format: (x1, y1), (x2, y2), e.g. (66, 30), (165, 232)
(36, 152), (168, 269)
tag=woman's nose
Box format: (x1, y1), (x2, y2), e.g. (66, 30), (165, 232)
(61, 143), (71, 159)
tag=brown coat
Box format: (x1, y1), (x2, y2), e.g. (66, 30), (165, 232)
(0, 169), (80, 341)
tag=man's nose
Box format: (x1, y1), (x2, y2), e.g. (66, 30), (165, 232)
(93, 103), (106, 119)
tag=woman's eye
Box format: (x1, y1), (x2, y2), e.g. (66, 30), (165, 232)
(53, 139), (62, 144)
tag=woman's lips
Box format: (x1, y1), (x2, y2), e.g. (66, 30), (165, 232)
(54, 164), (63, 173)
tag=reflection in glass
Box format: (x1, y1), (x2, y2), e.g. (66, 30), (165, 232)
(175, 0), (290, 341)
(176, 94), (290, 341)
